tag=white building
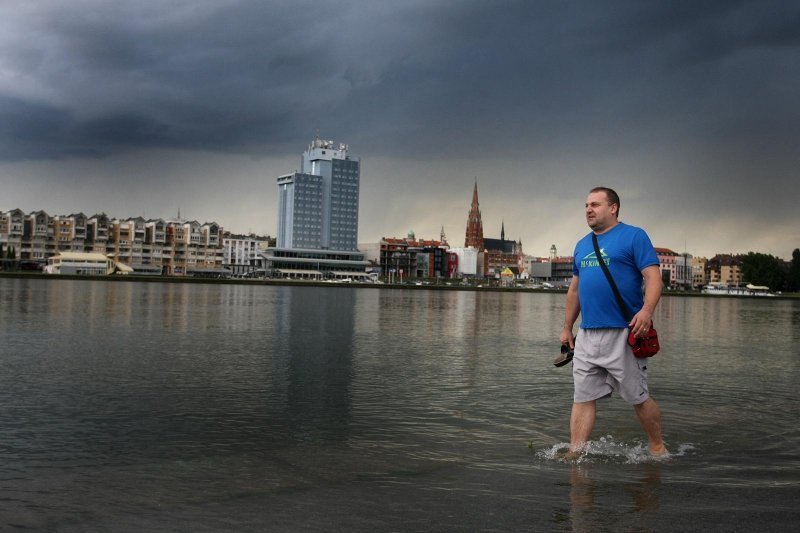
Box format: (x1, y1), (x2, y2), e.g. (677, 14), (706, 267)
(223, 234), (269, 276)
(449, 247), (481, 277)
(676, 252), (694, 288)
(45, 252), (114, 275)
(258, 248), (369, 280)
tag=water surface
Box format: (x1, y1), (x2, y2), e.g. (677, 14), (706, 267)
(1, 278), (798, 530)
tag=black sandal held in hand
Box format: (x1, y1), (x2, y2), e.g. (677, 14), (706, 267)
(553, 344), (574, 367)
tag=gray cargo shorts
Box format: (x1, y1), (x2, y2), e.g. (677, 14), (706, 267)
(573, 328), (650, 405)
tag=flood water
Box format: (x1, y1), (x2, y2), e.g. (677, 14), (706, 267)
(1, 278), (798, 531)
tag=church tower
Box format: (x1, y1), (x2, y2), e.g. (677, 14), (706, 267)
(465, 179), (484, 249)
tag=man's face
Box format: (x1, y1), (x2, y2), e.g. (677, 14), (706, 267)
(585, 191), (618, 231)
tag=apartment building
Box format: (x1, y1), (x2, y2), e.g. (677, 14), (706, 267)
(655, 247), (679, 286)
(0, 208), (225, 276)
(143, 219), (168, 275)
(692, 257), (708, 288)
(706, 254), (744, 286)
(53, 213), (87, 252)
(164, 220), (224, 276)
(378, 235), (456, 280)
(0, 208), (24, 256)
(20, 210), (52, 261)
(86, 214), (110, 254)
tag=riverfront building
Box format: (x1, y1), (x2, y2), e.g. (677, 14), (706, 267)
(377, 233), (457, 280)
(484, 222), (524, 277)
(222, 233), (271, 277)
(269, 138), (368, 278)
(0, 209), (226, 276)
(526, 256), (574, 287)
(706, 254), (744, 286)
(277, 138), (360, 251)
(44, 252), (116, 276)
(449, 247), (480, 277)
(676, 252), (694, 289)
(655, 247), (679, 286)
(692, 257), (709, 288)
(259, 248), (371, 280)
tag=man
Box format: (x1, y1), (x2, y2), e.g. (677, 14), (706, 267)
(560, 187), (667, 457)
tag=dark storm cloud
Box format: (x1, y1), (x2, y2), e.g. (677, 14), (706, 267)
(339, 0), (800, 162)
(1, 0), (798, 163)
(0, 0), (383, 158)
(1, 0), (798, 257)
(0, 96), (74, 159)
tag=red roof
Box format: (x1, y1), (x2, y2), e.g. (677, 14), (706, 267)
(654, 247), (678, 256)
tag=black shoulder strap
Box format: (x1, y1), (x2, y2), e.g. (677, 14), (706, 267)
(591, 233), (632, 323)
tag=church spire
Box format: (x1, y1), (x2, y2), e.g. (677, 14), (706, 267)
(465, 178), (484, 249)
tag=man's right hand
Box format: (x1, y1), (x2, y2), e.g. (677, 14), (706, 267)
(560, 328), (575, 349)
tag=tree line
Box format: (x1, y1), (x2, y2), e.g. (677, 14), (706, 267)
(741, 249), (800, 292)
(0, 243), (18, 271)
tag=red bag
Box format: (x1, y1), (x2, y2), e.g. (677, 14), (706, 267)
(628, 326), (660, 358)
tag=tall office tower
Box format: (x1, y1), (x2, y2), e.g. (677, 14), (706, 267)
(277, 138), (360, 250)
(276, 173), (324, 249)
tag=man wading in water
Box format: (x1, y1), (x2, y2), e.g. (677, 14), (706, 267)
(560, 187), (667, 458)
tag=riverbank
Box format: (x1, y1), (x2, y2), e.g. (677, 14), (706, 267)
(1, 271), (797, 299)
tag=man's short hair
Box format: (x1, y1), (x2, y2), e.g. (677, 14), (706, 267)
(590, 186), (620, 216)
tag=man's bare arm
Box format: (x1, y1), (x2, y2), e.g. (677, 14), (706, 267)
(629, 265), (662, 337)
(560, 275), (580, 348)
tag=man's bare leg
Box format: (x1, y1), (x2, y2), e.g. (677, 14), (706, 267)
(634, 397), (667, 455)
(570, 400), (597, 455)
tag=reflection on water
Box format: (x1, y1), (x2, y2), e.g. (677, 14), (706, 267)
(0, 278), (798, 531)
(283, 287), (355, 443)
(567, 463), (662, 533)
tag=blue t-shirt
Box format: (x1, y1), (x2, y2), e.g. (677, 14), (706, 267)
(572, 222), (659, 329)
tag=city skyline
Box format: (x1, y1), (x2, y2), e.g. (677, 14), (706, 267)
(1, 1), (798, 260)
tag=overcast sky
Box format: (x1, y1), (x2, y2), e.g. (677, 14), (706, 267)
(1, 0), (798, 258)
